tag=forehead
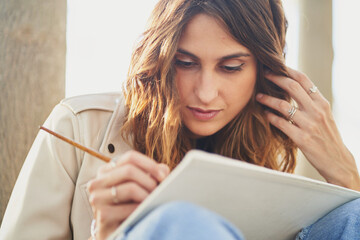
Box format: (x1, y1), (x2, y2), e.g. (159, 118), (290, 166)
(178, 13), (251, 57)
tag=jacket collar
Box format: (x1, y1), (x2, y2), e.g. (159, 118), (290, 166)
(99, 94), (132, 159)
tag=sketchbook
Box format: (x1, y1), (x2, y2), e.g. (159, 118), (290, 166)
(108, 150), (360, 240)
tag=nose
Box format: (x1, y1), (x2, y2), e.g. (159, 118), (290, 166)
(194, 69), (219, 104)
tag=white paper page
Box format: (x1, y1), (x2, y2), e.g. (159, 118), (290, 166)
(108, 150), (360, 240)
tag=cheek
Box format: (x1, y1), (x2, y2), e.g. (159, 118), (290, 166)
(225, 74), (257, 108)
(175, 72), (192, 102)
(174, 75), (183, 100)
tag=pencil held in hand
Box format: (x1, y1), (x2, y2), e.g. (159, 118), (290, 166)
(39, 126), (111, 162)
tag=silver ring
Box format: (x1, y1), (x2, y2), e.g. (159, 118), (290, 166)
(287, 105), (298, 123)
(90, 219), (97, 239)
(309, 85), (318, 94)
(111, 186), (119, 204)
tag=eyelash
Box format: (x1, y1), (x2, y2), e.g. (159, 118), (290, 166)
(175, 59), (244, 73)
(221, 64), (244, 73)
(175, 59), (198, 68)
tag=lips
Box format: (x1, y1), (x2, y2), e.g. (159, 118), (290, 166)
(188, 107), (221, 120)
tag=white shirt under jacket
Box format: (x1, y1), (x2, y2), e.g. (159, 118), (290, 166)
(0, 92), (133, 240)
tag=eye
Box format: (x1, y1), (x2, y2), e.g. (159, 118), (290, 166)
(221, 63), (245, 73)
(175, 59), (198, 69)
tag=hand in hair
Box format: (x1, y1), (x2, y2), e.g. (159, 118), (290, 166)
(87, 150), (170, 240)
(256, 67), (360, 191)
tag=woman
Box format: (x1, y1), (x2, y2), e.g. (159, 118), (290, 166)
(88, 0), (360, 239)
(1, 0), (359, 239)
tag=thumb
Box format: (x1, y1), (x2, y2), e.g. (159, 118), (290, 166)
(158, 163), (170, 180)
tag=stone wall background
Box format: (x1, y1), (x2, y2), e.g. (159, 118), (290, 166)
(0, 0), (66, 224)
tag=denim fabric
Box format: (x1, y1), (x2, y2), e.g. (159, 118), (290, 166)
(118, 201), (244, 240)
(296, 198), (360, 240)
(116, 198), (360, 240)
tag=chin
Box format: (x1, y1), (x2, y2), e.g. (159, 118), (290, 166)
(187, 126), (221, 139)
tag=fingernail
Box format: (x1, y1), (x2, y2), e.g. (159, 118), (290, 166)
(256, 93), (264, 99)
(158, 164), (170, 181)
(109, 161), (116, 168)
(158, 169), (166, 181)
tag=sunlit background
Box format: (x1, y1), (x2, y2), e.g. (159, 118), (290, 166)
(66, 0), (360, 169)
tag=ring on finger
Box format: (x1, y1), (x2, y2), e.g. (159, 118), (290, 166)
(308, 85), (318, 95)
(111, 186), (120, 204)
(287, 105), (298, 123)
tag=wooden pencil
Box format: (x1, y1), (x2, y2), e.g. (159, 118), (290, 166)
(39, 126), (111, 162)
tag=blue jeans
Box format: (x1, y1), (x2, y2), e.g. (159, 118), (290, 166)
(118, 201), (244, 240)
(296, 198), (360, 240)
(118, 199), (360, 240)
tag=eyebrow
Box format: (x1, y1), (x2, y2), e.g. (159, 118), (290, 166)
(176, 48), (251, 61)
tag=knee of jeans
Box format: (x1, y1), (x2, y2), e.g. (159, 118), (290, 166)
(347, 198), (360, 208)
(130, 201), (244, 240)
(338, 198), (360, 214)
(323, 198), (360, 226)
(304, 198), (360, 239)
(341, 198), (360, 218)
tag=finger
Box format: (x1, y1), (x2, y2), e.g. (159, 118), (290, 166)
(98, 203), (138, 223)
(158, 163), (171, 176)
(94, 164), (159, 193)
(89, 182), (149, 206)
(97, 161), (117, 174)
(114, 182), (150, 203)
(96, 203), (139, 238)
(286, 67), (314, 91)
(265, 111), (303, 145)
(256, 93), (306, 128)
(116, 151), (169, 182)
(287, 67), (328, 103)
(265, 72), (313, 109)
(95, 151), (168, 189)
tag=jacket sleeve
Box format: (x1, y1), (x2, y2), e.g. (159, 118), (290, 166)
(0, 103), (84, 239)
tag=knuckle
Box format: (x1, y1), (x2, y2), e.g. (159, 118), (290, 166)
(297, 72), (309, 83)
(288, 81), (301, 92)
(148, 180), (157, 190)
(290, 69), (308, 83)
(126, 150), (138, 159)
(313, 109), (327, 123)
(125, 182), (138, 195)
(89, 192), (99, 206)
(279, 100), (289, 112)
(124, 183), (143, 201)
(122, 165), (136, 178)
(87, 180), (97, 193)
(123, 150), (140, 165)
(320, 99), (331, 112)
(97, 165), (108, 176)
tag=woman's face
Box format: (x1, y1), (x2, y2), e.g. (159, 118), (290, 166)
(175, 14), (257, 138)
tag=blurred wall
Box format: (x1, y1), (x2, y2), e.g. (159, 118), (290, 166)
(294, 0), (332, 181)
(0, 0), (66, 224)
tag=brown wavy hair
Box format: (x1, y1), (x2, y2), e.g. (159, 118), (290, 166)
(121, 0), (297, 172)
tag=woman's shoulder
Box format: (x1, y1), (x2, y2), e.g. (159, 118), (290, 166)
(41, 91), (128, 178)
(59, 92), (124, 115)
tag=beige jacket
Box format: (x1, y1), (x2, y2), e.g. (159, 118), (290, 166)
(0, 93), (132, 240)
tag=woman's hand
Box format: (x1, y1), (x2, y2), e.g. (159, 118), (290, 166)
(87, 150), (170, 240)
(256, 67), (360, 191)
